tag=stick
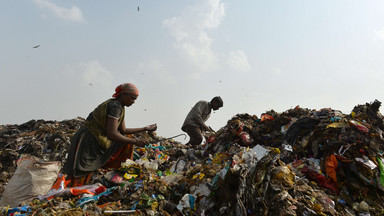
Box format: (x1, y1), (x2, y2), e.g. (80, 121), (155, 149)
(150, 133), (187, 144)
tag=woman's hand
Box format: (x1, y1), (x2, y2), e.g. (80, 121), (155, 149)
(135, 138), (148, 147)
(145, 124), (157, 132)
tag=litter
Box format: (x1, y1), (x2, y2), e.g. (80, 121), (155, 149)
(1, 100), (384, 215)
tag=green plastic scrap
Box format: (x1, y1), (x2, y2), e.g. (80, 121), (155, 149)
(140, 193), (150, 201)
(133, 151), (141, 160)
(377, 157), (384, 186)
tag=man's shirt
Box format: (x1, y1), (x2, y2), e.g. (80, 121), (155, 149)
(182, 100), (211, 131)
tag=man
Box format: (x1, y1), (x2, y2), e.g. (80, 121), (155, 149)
(181, 96), (223, 146)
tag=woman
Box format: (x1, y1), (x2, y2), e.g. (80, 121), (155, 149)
(64, 83), (157, 186)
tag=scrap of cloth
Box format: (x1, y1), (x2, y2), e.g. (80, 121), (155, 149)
(283, 117), (320, 145)
(112, 83), (139, 98)
(325, 154), (338, 183)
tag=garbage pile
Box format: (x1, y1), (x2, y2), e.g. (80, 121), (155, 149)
(1, 100), (384, 215)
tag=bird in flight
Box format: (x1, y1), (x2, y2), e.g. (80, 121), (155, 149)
(138, 6), (140, 11)
(32, 45), (40, 49)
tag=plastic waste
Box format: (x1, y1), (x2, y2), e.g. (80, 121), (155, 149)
(177, 194), (197, 212)
(239, 131), (253, 146)
(105, 171), (124, 184)
(349, 120), (369, 133)
(261, 114), (274, 121)
(355, 157), (377, 170)
(377, 157), (384, 188)
(170, 159), (186, 173)
(77, 186), (118, 207)
(136, 159), (159, 171)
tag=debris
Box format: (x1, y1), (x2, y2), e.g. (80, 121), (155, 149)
(1, 100), (384, 215)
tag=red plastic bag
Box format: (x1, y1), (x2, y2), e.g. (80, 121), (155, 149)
(239, 132), (253, 146)
(349, 120), (369, 133)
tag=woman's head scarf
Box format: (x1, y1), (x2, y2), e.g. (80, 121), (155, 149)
(112, 83), (139, 98)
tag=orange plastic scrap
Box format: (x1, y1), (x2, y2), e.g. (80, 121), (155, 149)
(261, 114), (274, 122)
(325, 154), (338, 184)
(45, 173), (70, 200)
(98, 202), (112, 209)
(98, 201), (120, 210)
(70, 188), (95, 196)
(68, 173), (93, 187)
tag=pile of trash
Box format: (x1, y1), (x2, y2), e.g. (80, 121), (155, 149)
(1, 100), (384, 215)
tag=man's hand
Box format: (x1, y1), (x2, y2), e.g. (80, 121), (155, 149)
(145, 124), (157, 132)
(202, 124), (214, 132)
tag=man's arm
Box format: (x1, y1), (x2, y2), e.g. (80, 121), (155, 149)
(193, 101), (210, 131)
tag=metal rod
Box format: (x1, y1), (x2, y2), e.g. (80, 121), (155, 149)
(150, 133), (187, 144)
(104, 210), (136, 213)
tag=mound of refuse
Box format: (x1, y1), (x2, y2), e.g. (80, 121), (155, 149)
(1, 100), (384, 215)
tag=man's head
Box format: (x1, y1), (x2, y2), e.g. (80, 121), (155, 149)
(211, 96), (223, 111)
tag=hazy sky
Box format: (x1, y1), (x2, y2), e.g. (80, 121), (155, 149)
(1, 0), (384, 141)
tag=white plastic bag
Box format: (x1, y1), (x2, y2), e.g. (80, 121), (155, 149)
(0, 155), (60, 207)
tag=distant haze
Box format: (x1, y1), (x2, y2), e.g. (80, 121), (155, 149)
(1, 0), (384, 142)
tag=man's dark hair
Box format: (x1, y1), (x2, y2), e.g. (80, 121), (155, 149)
(211, 96), (223, 107)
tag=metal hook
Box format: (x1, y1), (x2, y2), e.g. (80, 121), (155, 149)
(150, 133), (187, 144)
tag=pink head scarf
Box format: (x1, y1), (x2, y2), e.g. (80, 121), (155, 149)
(112, 83), (139, 98)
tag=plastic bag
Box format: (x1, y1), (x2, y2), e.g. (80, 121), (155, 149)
(0, 155), (60, 208)
(170, 159), (186, 173)
(349, 120), (369, 133)
(40, 173), (68, 200)
(177, 194), (197, 212)
(239, 131), (253, 146)
(105, 171), (124, 184)
(377, 157), (384, 189)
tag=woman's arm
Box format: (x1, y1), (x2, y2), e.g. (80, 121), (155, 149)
(119, 120), (157, 134)
(106, 117), (147, 147)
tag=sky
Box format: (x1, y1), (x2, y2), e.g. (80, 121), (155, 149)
(1, 0), (384, 142)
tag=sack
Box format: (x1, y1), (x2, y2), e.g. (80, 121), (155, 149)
(0, 155), (61, 207)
